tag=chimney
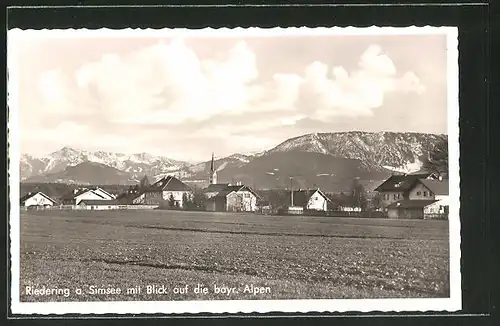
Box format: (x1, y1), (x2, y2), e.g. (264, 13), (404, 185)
(438, 175), (443, 181)
(73, 189), (78, 194)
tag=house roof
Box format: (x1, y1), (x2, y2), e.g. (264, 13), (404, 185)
(61, 188), (110, 200)
(386, 199), (437, 209)
(418, 179), (449, 196)
(152, 176), (192, 192)
(374, 173), (431, 192)
(90, 187), (114, 198)
(214, 185), (260, 199)
(79, 199), (121, 206)
(204, 183), (230, 193)
(116, 191), (143, 204)
(20, 192), (56, 204)
(284, 189), (330, 207)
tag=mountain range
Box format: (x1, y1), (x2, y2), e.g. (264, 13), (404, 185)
(20, 131), (447, 191)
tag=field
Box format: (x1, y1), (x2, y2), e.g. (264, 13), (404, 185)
(19, 210), (450, 301)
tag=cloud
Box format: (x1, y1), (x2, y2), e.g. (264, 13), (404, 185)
(68, 40), (424, 128)
(22, 38), (428, 159)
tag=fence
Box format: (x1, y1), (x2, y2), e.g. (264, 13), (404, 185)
(22, 204), (159, 211)
(303, 210), (385, 218)
(424, 213), (449, 220)
(268, 208), (385, 218)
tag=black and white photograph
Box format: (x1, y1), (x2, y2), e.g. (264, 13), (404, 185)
(8, 26), (460, 314)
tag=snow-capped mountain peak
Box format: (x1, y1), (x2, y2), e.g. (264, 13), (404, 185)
(20, 147), (190, 181)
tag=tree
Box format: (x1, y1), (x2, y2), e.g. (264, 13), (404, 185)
(192, 190), (205, 209)
(423, 137), (449, 178)
(139, 175), (150, 189)
(182, 193), (190, 209)
(168, 193), (176, 208)
(350, 178), (368, 211)
(367, 193), (382, 211)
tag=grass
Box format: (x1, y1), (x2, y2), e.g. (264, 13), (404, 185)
(19, 210), (450, 301)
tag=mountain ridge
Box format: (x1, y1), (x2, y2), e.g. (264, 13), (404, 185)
(21, 131), (447, 188)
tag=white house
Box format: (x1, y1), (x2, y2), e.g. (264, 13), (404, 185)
(62, 187), (116, 205)
(150, 176), (193, 208)
(288, 189), (331, 212)
(20, 192), (57, 208)
(375, 174), (449, 219)
(417, 179), (449, 215)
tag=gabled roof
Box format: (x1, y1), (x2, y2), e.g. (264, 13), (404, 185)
(386, 199), (437, 209)
(61, 187), (113, 201)
(79, 199), (121, 206)
(285, 189), (330, 207)
(374, 173), (431, 192)
(152, 176), (192, 192)
(213, 184), (261, 199)
(20, 192), (56, 204)
(418, 179), (449, 196)
(60, 188), (91, 200)
(204, 183), (230, 193)
(90, 187), (114, 198)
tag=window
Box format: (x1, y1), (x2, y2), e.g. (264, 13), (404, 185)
(430, 191), (434, 196)
(393, 194), (397, 200)
(423, 191), (427, 197)
(417, 191), (421, 196)
(315, 197), (318, 200)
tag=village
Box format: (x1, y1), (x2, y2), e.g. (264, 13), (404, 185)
(20, 153), (450, 220)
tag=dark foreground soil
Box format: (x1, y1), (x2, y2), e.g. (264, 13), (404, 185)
(19, 210), (450, 301)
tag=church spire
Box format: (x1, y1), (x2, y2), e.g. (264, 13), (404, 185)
(209, 153), (217, 185)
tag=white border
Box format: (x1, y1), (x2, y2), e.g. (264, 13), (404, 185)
(7, 26), (460, 315)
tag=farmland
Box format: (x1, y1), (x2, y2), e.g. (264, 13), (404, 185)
(19, 210), (450, 301)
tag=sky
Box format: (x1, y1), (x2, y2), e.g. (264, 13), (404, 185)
(9, 29), (450, 162)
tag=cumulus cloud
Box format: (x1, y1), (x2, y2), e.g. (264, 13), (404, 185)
(68, 40), (424, 127)
(19, 36), (432, 159)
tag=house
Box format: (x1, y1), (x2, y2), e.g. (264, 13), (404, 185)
(78, 199), (122, 210)
(20, 192), (57, 208)
(416, 179), (450, 216)
(285, 189), (331, 212)
(386, 200), (437, 219)
(203, 183), (230, 199)
(117, 186), (163, 206)
(61, 187), (116, 205)
(374, 173), (435, 209)
(375, 174), (449, 219)
(150, 175), (193, 208)
(204, 183), (260, 212)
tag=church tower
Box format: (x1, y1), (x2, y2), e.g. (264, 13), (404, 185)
(209, 152), (217, 185)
